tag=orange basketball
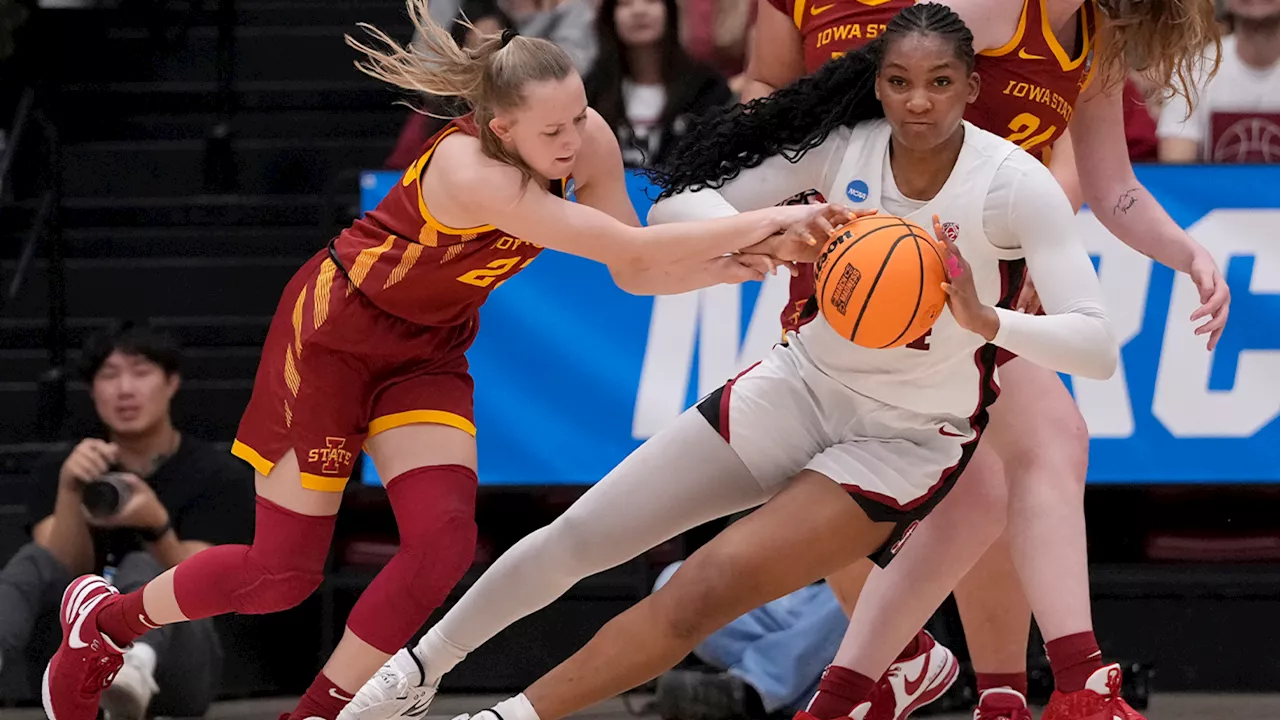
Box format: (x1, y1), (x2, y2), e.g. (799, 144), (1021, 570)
(813, 214), (948, 349)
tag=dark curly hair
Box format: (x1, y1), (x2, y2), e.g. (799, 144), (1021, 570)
(648, 2), (974, 199)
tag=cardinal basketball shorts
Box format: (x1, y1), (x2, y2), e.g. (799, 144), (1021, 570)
(233, 251), (478, 492)
(696, 343), (981, 566)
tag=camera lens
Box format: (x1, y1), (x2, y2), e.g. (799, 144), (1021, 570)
(81, 472), (132, 519)
(81, 480), (122, 518)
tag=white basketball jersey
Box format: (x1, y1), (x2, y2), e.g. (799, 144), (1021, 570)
(789, 120), (1023, 424)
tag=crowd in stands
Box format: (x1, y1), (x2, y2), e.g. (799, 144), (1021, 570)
(387, 0), (1280, 172)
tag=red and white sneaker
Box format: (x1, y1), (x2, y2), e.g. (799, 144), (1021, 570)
(973, 688), (1033, 720)
(42, 575), (128, 720)
(874, 630), (960, 720)
(1043, 664), (1146, 720)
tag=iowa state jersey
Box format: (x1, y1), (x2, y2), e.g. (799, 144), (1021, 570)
(767, 0), (914, 72)
(965, 0), (1097, 163)
(332, 117), (567, 327)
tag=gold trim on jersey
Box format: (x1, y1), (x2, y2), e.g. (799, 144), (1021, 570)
(980, 0), (1030, 57)
(409, 126), (499, 236)
(231, 440), (275, 477)
(368, 409), (477, 438)
(1042, 0), (1090, 72)
(1075, 0), (1100, 93)
(793, 0), (808, 29)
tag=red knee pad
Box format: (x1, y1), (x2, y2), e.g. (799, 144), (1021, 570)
(346, 464), (478, 653)
(174, 496), (335, 619)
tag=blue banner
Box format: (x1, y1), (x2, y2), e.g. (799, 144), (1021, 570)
(359, 165), (1280, 485)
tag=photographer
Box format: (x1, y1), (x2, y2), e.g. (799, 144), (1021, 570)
(0, 321), (253, 718)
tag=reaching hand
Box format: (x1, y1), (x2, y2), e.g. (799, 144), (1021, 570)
(1015, 275), (1042, 314)
(933, 214), (999, 341)
(58, 439), (119, 489)
(1187, 249), (1229, 350)
(729, 252), (786, 278)
(750, 205), (875, 265)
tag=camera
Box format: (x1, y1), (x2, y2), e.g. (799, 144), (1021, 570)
(81, 471), (134, 518)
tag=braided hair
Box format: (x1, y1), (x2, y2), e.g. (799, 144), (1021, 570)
(648, 2), (975, 199)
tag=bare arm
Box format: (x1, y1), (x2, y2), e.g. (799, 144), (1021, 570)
(31, 494), (95, 577)
(570, 112), (772, 294)
(1046, 129), (1084, 210)
(1158, 138), (1201, 163)
(31, 440), (119, 576)
(434, 121), (801, 275)
(1070, 78), (1229, 347)
(1072, 82), (1201, 270)
(740, 0), (806, 102)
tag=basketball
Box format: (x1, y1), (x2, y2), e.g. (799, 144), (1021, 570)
(813, 214), (948, 349)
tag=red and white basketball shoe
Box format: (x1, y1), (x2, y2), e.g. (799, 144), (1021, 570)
(875, 630), (960, 720)
(42, 575), (128, 720)
(1042, 664), (1146, 720)
(973, 687), (1033, 720)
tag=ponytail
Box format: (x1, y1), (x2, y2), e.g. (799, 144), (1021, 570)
(346, 0), (575, 181)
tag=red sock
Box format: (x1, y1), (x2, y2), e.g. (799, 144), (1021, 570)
(976, 672), (1029, 698)
(96, 589), (157, 647)
(1045, 631), (1102, 694)
(290, 673), (354, 720)
(893, 629), (927, 662)
(806, 666), (876, 719)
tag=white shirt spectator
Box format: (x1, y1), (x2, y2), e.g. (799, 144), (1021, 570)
(507, 0), (599, 72)
(1158, 34), (1280, 162)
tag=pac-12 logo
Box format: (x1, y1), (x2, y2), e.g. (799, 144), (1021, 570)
(941, 222), (960, 242)
(845, 179), (869, 203)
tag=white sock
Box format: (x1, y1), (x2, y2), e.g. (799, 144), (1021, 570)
(492, 694), (541, 720)
(415, 627), (470, 687)
(125, 642), (158, 680)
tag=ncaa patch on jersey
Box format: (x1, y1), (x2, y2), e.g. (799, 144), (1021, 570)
(846, 179), (869, 203)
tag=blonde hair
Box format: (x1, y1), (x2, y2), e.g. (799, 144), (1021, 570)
(1093, 0), (1222, 108)
(346, 0), (576, 180)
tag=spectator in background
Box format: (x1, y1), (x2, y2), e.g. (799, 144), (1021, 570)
(385, 0), (517, 170)
(502, 0), (598, 72)
(651, 562), (848, 720)
(0, 322), (253, 719)
(1158, 0), (1280, 163)
(679, 0), (753, 79)
(586, 0), (731, 168)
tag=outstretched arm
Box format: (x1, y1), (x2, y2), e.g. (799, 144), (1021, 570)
(648, 129), (848, 224)
(435, 118), (814, 276)
(569, 112), (779, 294)
(942, 156), (1118, 380)
(1070, 78), (1229, 348)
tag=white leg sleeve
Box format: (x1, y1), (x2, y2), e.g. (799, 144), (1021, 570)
(426, 407), (773, 670)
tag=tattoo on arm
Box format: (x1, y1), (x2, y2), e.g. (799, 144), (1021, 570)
(1114, 187), (1140, 215)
